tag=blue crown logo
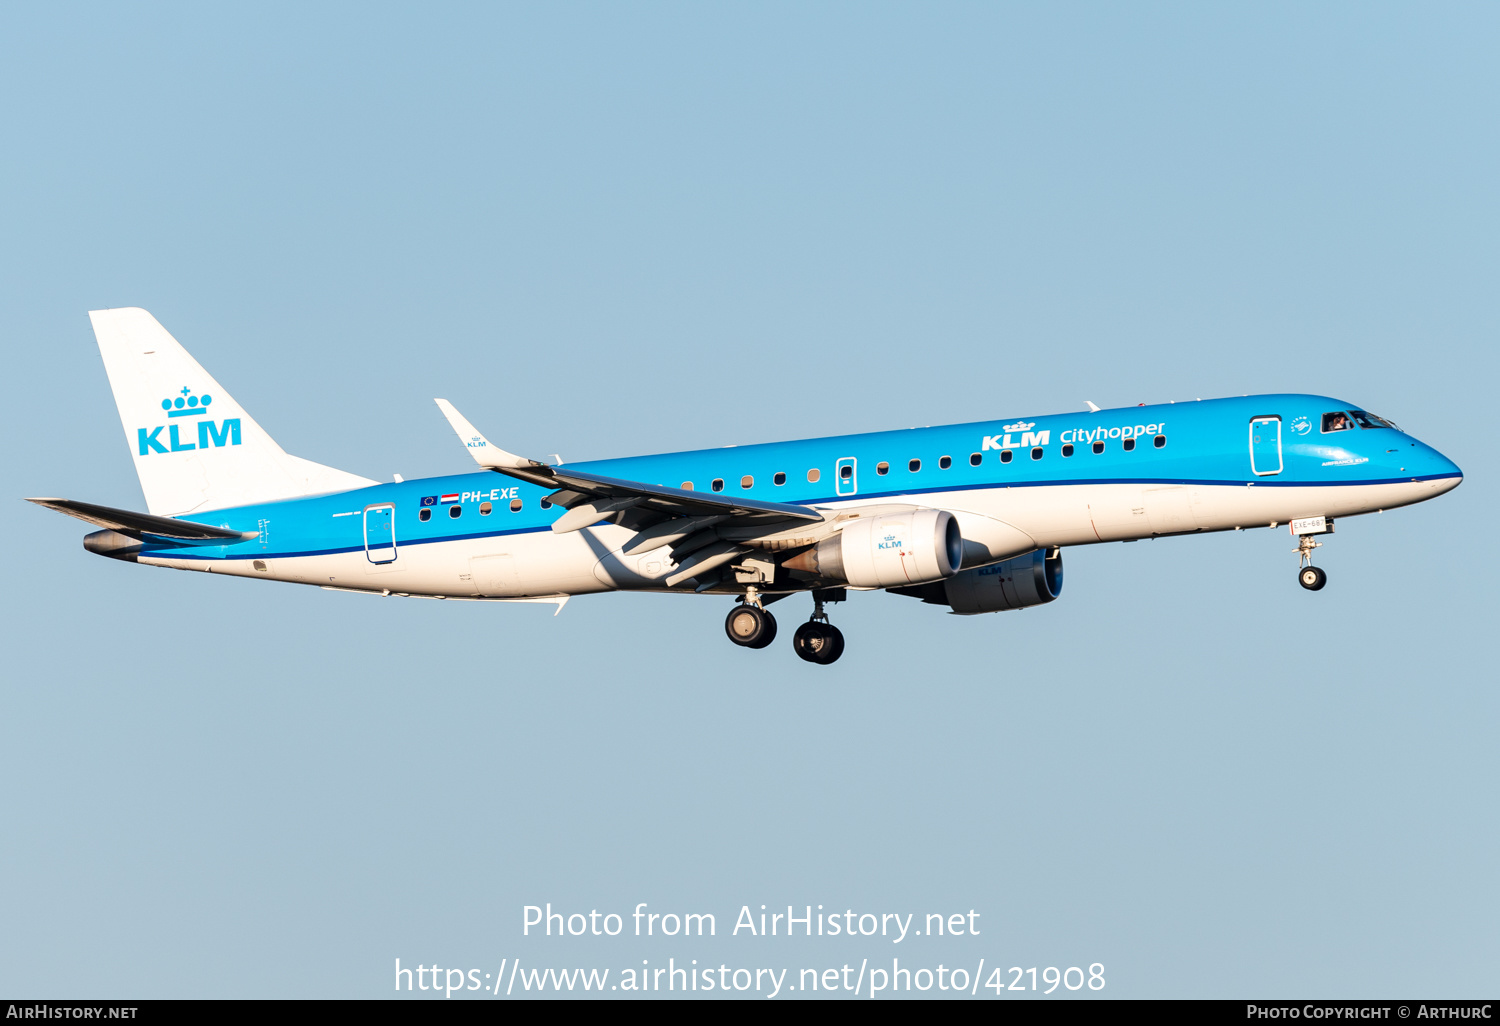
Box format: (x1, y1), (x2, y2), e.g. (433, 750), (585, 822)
(160, 386), (214, 418)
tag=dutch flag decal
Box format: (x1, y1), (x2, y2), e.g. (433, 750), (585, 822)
(440, 493), (460, 504)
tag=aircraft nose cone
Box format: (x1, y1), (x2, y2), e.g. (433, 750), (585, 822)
(1413, 440), (1462, 492)
(1438, 454), (1463, 489)
(1429, 445), (1462, 479)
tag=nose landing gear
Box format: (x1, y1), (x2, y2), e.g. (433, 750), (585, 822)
(793, 589), (845, 664)
(1295, 532), (1327, 591)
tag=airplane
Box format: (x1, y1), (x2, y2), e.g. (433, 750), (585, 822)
(29, 308), (1463, 665)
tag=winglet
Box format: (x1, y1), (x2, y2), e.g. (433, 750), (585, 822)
(433, 399), (536, 471)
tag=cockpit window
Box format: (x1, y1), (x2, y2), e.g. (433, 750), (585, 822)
(1321, 412), (1354, 432)
(1349, 410), (1398, 430)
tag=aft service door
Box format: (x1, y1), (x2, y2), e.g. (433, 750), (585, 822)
(1249, 417), (1282, 477)
(364, 504), (396, 563)
(835, 457), (858, 496)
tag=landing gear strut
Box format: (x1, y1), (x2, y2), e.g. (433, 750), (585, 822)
(1295, 533), (1327, 591)
(793, 589), (845, 665)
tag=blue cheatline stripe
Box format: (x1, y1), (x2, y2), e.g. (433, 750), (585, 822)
(145, 474), (1459, 563)
(767, 471), (1460, 506)
(140, 523), (551, 561)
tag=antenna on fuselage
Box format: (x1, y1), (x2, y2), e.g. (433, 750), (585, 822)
(1084, 400), (1101, 412)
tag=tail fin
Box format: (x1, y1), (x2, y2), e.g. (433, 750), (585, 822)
(89, 307), (376, 515)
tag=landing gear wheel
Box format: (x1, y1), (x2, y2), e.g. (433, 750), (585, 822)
(1299, 566), (1327, 591)
(725, 604), (776, 648)
(820, 624), (845, 664)
(748, 611), (778, 649)
(793, 621), (845, 664)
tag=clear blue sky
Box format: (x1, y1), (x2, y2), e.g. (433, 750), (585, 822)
(2, 2), (1495, 998)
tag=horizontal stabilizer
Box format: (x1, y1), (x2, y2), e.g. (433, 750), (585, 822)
(26, 497), (257, 541)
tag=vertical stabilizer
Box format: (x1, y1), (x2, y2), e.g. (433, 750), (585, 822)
(89, 307), (376, 516)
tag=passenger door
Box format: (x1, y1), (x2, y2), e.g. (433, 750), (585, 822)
(1249, 417), (1283, 477)
(364, 504), (397, 564)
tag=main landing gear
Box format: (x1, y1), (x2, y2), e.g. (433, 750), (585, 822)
(724, 599), (778, 649)
(1296, 532), (1327, 591)
(793, 590), (844, 665)
(724, 587), (845, 664)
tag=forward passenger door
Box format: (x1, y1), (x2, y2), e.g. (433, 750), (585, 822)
(1249, 417), (1283, 477)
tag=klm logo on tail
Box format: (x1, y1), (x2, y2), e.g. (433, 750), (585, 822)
(137, 387), (241, 456)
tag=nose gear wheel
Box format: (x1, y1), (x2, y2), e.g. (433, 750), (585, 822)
(1294, 532), (1328, 590)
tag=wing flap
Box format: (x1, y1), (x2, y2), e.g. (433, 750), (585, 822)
(546, 467), (822, 521)
(433, 399), (823, 524)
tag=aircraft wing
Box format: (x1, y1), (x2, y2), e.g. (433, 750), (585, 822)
(434, 399), (824, 534)
(26, 497), (258, 541)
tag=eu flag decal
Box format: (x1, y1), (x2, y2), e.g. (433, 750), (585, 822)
(420, 495), (438, 507)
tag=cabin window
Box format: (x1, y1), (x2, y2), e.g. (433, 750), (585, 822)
(876, 462), (890, 475)
(1154, 434), (1166, 448)
(1092, 441), (1105, 454)
(712, 478), (725, 492)
(1062, 443), (1074, 457)
(1031, 447), (1043, 460)
(1000, 450), (1013, 464)
(969, 452), (982, 466)
(418, 508), (431, 522)
(807, 468), (820, 483)
(1322, 412), (1355, 433)
(479, 501), (492, 515)
(839, 464), (852, 480)
(449, 504), (462, 519)
(1123, 437), (1136, 451)
(680, 482), (693, 491)
(773, 472), (786, 486)
(540, 497), (552, 508)
(908, 459), (921, 472)
(741, 475), (754, 489)
(510, 498), (523, 512)
(939, 455), (952, 469)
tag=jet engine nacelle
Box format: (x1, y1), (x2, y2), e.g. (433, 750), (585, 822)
(889, 547), (1063, 614)
(786, 509), (963, 588)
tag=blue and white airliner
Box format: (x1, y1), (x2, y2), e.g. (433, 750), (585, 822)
(30, 308), (1463, 664)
